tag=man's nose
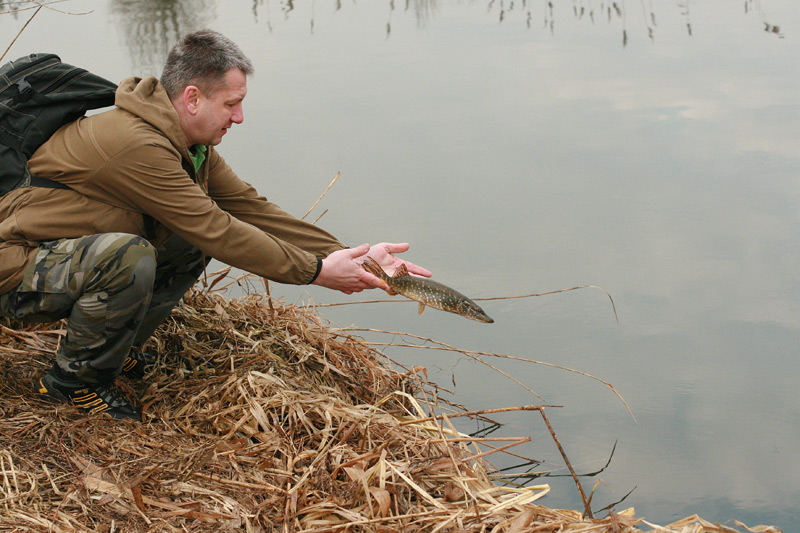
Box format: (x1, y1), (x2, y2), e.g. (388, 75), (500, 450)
(232, 103), (244, 124)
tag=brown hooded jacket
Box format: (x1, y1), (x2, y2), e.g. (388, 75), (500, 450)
(0, 76), (346, 294)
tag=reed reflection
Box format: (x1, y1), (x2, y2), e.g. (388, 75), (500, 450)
(0, 1), (24, 19)
(3, 0), (781, 49)
(244, 0), (784, 44)
(108, 0), (217, 76)
(746, 0), (783, 37)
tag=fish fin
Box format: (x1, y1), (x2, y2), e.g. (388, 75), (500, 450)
(418, 302), (426, 315)
(393, 263), (409, 278)
(387, 288), (398, 296)
(362, 257), (384, 277)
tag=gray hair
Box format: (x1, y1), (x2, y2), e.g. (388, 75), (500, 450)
(161, 29), (254, 98)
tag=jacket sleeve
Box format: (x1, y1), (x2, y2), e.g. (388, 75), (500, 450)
(95, 140), (340, 285)
(204, 151), (347, 260)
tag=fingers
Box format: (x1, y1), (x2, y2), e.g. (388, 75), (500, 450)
(379, 242), (410, 254)
(360, 270), (387, 291)
(405, 262), (432, 278)
(341, 247), (386, 292)
(367, 242), (408, 261)
(337, 271), (383, 295)
(347, 243), (370, 259)
(365, 243), (431, 278)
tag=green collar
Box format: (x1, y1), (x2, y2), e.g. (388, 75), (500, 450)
(189, 144), (207, 172)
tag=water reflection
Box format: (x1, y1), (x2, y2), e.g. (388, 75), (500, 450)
(746, 0), (783, 36)
(486, 0), (785, 44)
(241, 0), (785, 43)
(3, 0), (783, 62)
(0, 2), (23, 19)
(107, 0), (217, 76)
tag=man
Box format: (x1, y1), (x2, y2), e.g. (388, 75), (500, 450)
(0, 30), (430, 421)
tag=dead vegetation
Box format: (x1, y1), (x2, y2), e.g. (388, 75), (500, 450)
(0, 279), (783, 532)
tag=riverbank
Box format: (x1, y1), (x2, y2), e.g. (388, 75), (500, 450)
(0, 287), (780, 532)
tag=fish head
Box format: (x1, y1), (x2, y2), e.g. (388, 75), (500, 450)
(458, 299), (494, 323)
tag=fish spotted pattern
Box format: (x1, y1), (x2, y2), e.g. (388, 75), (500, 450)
(362, 257), (493, 323)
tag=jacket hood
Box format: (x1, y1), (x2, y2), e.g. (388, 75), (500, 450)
(115, 76), (189, 157)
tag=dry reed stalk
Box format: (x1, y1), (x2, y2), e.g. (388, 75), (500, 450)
(317, 284), (619, 324)
(302, 170), (341, 221)
(0, 4), (42, 63)
(343, 327), (635, 420)
(0, 285), (781, 532)
(1, 1), (96, 63)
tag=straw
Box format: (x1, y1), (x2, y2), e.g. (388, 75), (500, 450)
(0, 283), (782, 532)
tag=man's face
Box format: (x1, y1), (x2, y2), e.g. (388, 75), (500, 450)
(187, 68), (247, 146)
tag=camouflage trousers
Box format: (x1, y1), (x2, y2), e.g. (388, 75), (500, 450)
(0, 233), (205, 384)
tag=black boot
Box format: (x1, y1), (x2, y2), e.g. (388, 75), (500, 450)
(37, 364), (141, 421)
(121, 348), (158, 379)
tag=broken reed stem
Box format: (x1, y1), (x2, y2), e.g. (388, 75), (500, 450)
(302, 170), (341, 221)
(0, 4), (42, 63)
(406, 403), (594, 521)
(262, 277), (276, 320)
(474, 285), (619, 324)
(312, 208), (328, 225)
(1, 1), (95, 63)
(202, 266), (231, 292)
(427, 436), (533, 443)
(344, 327), (635, 421)
(429, 436), (542, 466)
(538, 407), (594, 519)
(356, 331), (547, 401)
(396, 339), (544, 401)
(457, 436), (531, 463)
(398, 404), (560, 426)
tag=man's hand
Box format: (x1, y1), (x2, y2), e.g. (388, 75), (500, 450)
(312, 244), (385, 294)
(312, 242), (431, 295)
(364, 242), (432, 278)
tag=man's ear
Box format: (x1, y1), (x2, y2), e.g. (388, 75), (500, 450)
(183, 85), (201, 115)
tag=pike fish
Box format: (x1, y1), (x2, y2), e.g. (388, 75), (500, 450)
(362, 257), (494, 323)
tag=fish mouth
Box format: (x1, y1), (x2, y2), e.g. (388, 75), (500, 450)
(470, 313), (494, 323)
(472, 306), (494, 323)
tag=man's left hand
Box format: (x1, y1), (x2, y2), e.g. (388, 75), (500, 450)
(363, 242), (432, 278)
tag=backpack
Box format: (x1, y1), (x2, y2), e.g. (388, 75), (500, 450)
(0, 53), (117, 196)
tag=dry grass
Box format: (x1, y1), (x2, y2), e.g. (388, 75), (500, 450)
(0, 283), (782, 532)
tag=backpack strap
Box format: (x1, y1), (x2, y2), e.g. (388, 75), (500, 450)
(28, 176), (71, 189)
(26, 177), (156, 239)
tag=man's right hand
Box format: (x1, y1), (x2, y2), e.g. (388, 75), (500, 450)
(311, 244), (386, 294)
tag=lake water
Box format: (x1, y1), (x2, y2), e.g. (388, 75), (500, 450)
(3, 0), (799, 529)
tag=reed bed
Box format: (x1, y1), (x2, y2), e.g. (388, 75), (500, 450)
(0, 284), (781, 532)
